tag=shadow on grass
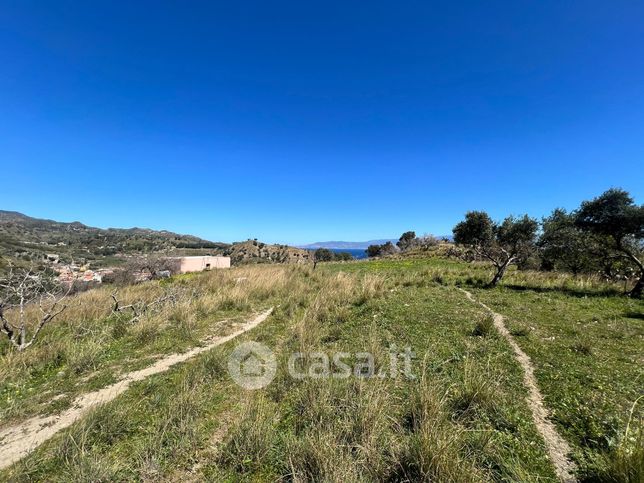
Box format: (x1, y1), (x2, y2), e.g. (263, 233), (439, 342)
(456, 278), (625, 298)
(498, 283), (623, 299)
(623, 311), (644, 320)
(455, 277), (489, 289)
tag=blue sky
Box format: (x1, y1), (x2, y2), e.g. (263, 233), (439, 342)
(1, 1), (643, 245)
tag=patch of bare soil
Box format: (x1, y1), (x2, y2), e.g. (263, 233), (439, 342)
(459, 288), (577, 483)
(0, 308), (273, 471)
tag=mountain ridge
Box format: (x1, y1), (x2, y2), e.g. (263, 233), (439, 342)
(0, 210), (311, 268)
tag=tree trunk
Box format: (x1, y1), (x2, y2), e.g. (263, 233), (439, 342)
(629, 273), (644, 298)
(488, 257), (514, 287)
(617, 245), (644, 298)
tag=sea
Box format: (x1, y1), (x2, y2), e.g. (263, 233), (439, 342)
(328, 248), (368, 260)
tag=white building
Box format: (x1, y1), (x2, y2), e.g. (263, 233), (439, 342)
(172, 256), (230, 273)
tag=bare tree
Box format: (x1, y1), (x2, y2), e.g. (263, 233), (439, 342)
(110, 287), (180, 323)
(417, 234), (440, 250)
(0, 265), (72, 351)
(105, 256), (180, 286)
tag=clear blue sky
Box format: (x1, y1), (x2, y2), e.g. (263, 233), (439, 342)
(1, 1), (643, 245)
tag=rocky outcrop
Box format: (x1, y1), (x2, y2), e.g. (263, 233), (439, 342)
(225, 240), (311, 265)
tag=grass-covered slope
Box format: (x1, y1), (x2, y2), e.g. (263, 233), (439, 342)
(1, 258), (641, 481)
(0, 210), (227, 268)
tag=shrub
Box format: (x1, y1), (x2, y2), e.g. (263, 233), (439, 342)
(472, 315), (495, 337)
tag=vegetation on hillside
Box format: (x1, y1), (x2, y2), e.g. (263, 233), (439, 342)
(0, 258), (641, 481)
(0, 187), (642, 481)
(0, 210), (227, 269)
(449, 188), (643, 295)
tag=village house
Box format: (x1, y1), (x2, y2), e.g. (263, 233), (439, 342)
(171, 255), (231, 273)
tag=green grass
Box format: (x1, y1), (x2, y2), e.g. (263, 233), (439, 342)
(337, 257), (644, 481)
(206, 274), (556, 481)
(472, 285), (644, 481)
(1, 257), (642, 481)
(0, 265), (308, 424)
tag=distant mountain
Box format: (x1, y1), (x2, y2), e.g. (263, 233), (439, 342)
(300, 240), (397, 250)
(0, 210), (230, 268)
(301, 235), (453, 250)
(0, 210), (313, 269)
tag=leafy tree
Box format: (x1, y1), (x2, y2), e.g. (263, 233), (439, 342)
(313, 248), (334, 269)
(366, 242), (398, 258)
(380, 241), (398, 256)
(366, 245), (382, 258)
(539, 209), (604, 274)
(397, 231), (417, 251)
(332, 251), (354, 262)
(453, 211), (538, 286)
(574, 189), (644, 297)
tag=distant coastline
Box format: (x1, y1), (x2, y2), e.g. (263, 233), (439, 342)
(300, 239), (396, 250)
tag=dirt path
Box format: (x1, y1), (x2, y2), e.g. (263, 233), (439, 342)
(458, 288), (577, 483)
(0, 308), (273, 471)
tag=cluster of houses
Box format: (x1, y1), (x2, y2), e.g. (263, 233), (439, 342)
(50, 255), (230, 286)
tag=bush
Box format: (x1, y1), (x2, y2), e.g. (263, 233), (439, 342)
(472, 315), (495, 337)
(367, 242), (398, 258)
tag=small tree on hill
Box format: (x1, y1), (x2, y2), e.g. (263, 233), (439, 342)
(574, 189), (644, 297)
(313, 248), (334, 269)
(397, 231), (417, 251)
(0, 265), (72, 351)
(453, 211), (538, 286)
(366, 245), (381, 258)
(417, 234), (440, 250)
(380, 241), (398, 256)
(366, 242), (398, 258)
(333, 252), (354, 262)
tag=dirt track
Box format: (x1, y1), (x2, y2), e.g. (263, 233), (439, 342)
(0, 308), (273, 471)
(459, 288), (577, 482)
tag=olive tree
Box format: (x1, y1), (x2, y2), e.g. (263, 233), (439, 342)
(313, 248), (334, 269)
(366, 242), (398, 258)
(453, 211), (538, 286)
(574, 189), (644, 297)
(0, 265), (72, 351)
(539, 208), (606, 275)
(396, 231), (417, 251)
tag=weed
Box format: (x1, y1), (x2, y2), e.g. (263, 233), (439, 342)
(571, 338), (593, 356)
(510, 324), (531, 337)
(218, 396), (277, 473)
(472, 314), (495, 337)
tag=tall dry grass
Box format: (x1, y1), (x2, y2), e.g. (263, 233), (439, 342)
(215, 266), (496, 482)
(0, 264), (315, 422)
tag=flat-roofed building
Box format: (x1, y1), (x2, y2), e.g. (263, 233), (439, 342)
(172, 255), (230, 273)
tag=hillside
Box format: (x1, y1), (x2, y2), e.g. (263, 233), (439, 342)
(0, 211), (313, 269)
(0, 210), (228, 268)
(1, 259), (641, 480)
(225, 239), (311, 264)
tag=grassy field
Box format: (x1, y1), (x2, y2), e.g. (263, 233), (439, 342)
(0, 258), (642, 481)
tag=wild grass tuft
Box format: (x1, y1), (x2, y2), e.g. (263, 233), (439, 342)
(395, 372), (486, 481)
(217, 395), (277, 474)
(472, 314), (496, 337)
(451, 361), (499, 420)
(571, 338), (593, 356)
